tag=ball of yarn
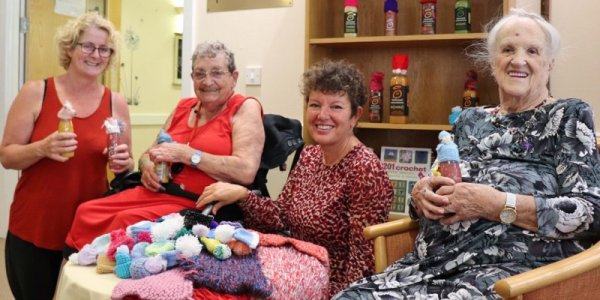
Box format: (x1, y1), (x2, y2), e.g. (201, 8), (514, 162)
(136, 231), (153, 243)
(144, 256), (167, 274)
(175, 234), (202, 257)
(214, 224), (236, 243)
(192, 224), (210, 238)
(151, 215), (184, 242)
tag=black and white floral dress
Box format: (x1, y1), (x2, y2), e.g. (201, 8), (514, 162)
(333, 98), (600, 300)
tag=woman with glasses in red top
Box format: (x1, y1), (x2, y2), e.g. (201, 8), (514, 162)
(0, 12), (132, 300)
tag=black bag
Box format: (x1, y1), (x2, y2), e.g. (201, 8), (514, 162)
(248, 114), (304, 197)
(104, 171), (142, 196)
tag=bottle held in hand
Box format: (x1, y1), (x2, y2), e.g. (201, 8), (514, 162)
(57, 100), (76, 158)
(103, 117), (124, 161)
(433, 130), (462, 183)
(155, 129), (173, 183)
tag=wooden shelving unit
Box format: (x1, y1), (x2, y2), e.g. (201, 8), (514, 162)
(305, 0), (512, 155)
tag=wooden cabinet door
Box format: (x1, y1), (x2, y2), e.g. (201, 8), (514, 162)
(25, 0), (108, 81)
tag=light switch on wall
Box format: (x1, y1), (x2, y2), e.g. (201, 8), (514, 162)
(246, 66), (262, 86)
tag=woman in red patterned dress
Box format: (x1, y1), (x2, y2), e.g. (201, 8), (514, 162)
(197, 59), (394, 296)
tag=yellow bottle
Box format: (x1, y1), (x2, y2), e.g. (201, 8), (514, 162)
(57, 101), (76, 157)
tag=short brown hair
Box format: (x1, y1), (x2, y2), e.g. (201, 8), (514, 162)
(300, 59), (367, 116)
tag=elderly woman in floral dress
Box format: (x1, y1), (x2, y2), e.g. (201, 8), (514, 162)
(334, 8), (600, 299)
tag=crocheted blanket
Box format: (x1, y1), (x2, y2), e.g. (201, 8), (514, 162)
(68, 209), (330, 300)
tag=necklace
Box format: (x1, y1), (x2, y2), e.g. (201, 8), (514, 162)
(187, 102), (201, 146)
(490, 99), (548, 157)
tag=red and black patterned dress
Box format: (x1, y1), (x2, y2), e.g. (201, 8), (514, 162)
(240, 143), (393, 296)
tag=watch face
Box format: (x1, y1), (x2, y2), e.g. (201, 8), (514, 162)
(500, 208), (517, 224)
(192, 154), (200, 164)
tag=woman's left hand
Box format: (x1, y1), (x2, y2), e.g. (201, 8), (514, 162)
(436, 182), (503, 225)
(106, 143), (132, 174)
(196, 182), (249, 214)
(148, 142), (189, 164)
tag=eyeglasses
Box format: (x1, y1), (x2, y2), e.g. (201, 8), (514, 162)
(191, 70), (229, 81)
(76, 42), (114, 58)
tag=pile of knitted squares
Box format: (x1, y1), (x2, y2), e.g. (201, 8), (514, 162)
(68, 208), (260, 279)
(69, 209), (330, 299)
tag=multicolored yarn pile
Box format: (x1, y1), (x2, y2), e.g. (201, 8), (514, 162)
(69, 209), (330, 299)
(69, 209), (260, 279)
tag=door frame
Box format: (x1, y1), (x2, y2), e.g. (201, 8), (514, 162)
(0, 0), (24, 238)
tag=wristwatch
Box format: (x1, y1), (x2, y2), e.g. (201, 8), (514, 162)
(499, 192), (517, 224)
(190, 150), (202, 168)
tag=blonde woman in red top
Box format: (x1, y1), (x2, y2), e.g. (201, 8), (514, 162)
(0, 13), (132, 300)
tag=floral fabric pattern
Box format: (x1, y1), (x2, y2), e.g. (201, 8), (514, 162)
(334, 99), (600, 299)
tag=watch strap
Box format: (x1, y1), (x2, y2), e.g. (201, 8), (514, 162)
(505, 192), (516, 209)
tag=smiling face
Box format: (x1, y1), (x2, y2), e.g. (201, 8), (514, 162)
(491, 18), (554, 107)
(306, 90), (361, 148)
(68, 27), (112, 77)
(191, 52), (238, 106)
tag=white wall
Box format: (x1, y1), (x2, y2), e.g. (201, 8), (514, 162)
(189, 0), (306, 197)
(549, 1), (600, 126)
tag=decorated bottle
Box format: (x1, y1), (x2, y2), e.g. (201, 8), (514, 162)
(454, 0), (471, 33)
(384, 0), (398, 36)
(344, 0), (358, 37)
(420, 0), (437, 34)
(57, 100), (76, 158)
(462, 70), (479, 108)
(103, 117), (123, 159)
(155, 129), (173, 183)
(389, 53), (409, 124)
(434, 131), (462, 183)
(368, 71), (384, 122)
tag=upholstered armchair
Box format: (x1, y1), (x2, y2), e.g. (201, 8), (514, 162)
(363, 218), (600, 300)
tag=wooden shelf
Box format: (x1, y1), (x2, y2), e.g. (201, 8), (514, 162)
(309, 33), (487, 47)
(357, 122), (452, 131)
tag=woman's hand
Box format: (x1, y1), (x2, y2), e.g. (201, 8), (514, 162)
(410, 176), (453, 220)
(138, 157), (163, 192)
(196, 182), (249, 214)
(106, 143), (131, 174)
(436, 183), (504, 225)
(148, 142), (190, 164)
(41, 131), (77, 162)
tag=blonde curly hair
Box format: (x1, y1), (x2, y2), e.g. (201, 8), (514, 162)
(54, 12), (119, 70)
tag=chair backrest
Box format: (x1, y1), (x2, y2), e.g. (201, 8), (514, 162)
(249, 114), (304, 197)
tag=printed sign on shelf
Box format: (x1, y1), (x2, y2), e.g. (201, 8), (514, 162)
(380, 146), (431, 216)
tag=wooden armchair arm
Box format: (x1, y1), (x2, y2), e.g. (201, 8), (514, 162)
(363, 218), (419, 240)
(363, 218), (419, 273)
(494, 241), (600, 299)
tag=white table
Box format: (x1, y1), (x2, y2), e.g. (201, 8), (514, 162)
(55, 262), (120, 300)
